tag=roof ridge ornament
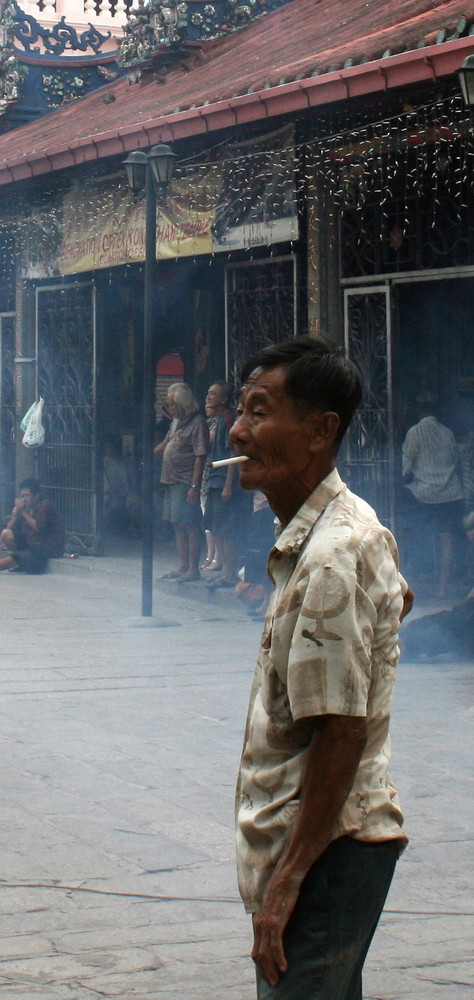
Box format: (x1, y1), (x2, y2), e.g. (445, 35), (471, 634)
(118, 0), (189, 73)
(118, 0), (292, 80)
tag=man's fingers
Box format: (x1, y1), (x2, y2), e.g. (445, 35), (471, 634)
(252, 945), (281, 987)
(269, 932), (288, 979)
(252, 923), (288, 987)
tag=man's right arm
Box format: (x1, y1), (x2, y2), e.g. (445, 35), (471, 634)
(251, 714), (368, 988)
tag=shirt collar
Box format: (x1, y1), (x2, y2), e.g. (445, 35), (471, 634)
(273, 468), (345, 556)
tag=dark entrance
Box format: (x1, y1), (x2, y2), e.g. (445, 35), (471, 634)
(35, 281), (98, 550)
(0, 312), (16, 519)
(393, 276), (474, 581)
(394, 277), (474, 443)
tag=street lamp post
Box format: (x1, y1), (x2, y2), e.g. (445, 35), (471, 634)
(123, 144), (177, 616)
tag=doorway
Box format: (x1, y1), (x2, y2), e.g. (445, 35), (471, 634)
(0, 312), (15, 519)
(393, 277), (474, 446)
(35, 281), (98, 550)
(393, 276), (474, 586)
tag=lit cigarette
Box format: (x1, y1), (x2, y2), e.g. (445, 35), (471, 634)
(211, 455), (249, 468)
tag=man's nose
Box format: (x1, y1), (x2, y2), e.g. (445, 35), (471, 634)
(229, 413), (248, 442)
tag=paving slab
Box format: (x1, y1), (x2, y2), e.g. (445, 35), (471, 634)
(0, 563), (472, 999)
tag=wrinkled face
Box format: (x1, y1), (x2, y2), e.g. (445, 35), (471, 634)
(205, 383), (227, 411)
(229, 365), (321, 498)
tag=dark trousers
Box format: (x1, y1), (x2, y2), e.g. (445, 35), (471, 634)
(244, 507), (276, 585)
(256, 837), (399, 1000)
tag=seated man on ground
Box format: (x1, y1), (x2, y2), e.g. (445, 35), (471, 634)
(401, 510), (474, 660)
(0, 477), (65, 574)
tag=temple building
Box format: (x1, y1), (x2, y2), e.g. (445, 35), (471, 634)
(0, 0), (472, 558)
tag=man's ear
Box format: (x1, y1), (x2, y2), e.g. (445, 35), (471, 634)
(308, 411), (340, 451)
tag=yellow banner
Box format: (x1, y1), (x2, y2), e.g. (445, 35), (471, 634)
(59, 169), (219, 275)
(55, 126), (298, 275)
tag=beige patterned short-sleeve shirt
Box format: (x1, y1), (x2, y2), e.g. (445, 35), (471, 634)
(236, 468), (408, 914)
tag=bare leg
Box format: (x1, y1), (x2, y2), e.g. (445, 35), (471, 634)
(0, 555), (16, 571)
(0, 528), (14, 548)
(173, 524), (189, 575)
(436, 531), (453, 599)
(201, 529), (216, 569)
(210, 536), (223, 570)
(180, 525), (202, 580)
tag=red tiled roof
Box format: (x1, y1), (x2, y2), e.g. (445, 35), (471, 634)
(0, 0), (473, 184)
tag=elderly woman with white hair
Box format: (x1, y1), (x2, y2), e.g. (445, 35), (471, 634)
(154, 382), (209, 581)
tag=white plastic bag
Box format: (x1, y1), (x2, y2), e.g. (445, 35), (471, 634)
(22, 397), (45, 448)
(20, 400), (38, 432)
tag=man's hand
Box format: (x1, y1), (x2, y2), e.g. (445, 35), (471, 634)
(12, 496), (26, 516)
(250, 714), (368, 987)
(252, 884), (299, 986)
(186, 487), (199, 504)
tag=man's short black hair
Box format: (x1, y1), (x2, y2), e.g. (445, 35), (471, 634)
(19, 477), (40, 494)
(240, 335), (363, 448)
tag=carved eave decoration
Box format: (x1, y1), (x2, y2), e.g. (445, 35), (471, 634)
(2, 0), (114, 60)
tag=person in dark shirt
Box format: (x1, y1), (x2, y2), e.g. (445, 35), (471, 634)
(0, 477), (65, 574)
(203, 381), (242, 588)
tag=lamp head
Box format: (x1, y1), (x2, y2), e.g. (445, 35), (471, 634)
(458, 54), (474, 108)
(148, 144), (177, 188)
(123, 149), (148, 195)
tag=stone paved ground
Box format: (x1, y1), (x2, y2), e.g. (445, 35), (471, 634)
(0, 555), (473, 999)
